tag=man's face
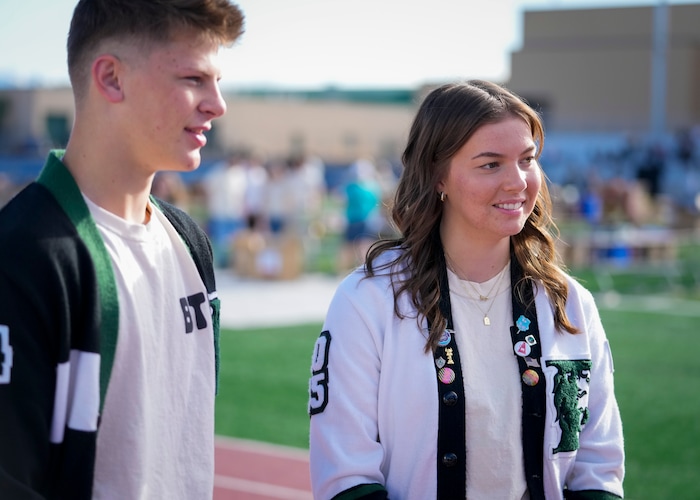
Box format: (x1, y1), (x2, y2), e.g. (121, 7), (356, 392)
(118, 33), (227, 174)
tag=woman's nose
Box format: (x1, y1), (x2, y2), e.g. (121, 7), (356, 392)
(504, 163), (528, 191)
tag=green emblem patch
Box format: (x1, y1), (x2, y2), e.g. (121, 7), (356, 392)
(546, 359), (592, 454)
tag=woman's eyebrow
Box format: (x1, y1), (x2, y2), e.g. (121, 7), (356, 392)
(471, 146), (535, 160)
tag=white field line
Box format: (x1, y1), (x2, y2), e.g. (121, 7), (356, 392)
(214, 436), (311, 499)
(215, 435), (309, 461)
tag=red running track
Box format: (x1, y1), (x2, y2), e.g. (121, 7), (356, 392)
(214, 436), (312, 500)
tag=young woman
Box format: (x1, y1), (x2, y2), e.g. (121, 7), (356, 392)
(308, 80), (624, 500)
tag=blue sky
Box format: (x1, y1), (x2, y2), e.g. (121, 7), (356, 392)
(0, 0), (691, 89)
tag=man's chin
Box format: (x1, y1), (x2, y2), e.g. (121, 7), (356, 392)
(173, 153), (202, 172)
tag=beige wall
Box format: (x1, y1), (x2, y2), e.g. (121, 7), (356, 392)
(510, 48), (652, 130)
(668, 47), (700, 123)
(0, 87), (415, 163)
(1, 89), (39, 150)
(0, 87), (74, 151)
(217, 96), (415, 163)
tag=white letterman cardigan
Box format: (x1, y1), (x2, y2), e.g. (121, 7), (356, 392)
(309, 249), (624, 500)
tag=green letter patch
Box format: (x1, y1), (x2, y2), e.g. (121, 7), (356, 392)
(546, 359), (592, 454)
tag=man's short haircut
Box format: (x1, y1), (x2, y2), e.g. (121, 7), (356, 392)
(67, 0), (245, 99)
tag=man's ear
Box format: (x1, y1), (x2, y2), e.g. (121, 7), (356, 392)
(92, 54), (125, 103)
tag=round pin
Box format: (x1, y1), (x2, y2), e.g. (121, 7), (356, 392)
(438, 330), (452, 347)
(514, 341), (531, 357)
(438, 367), (456, 384)
(522, 369), (540, 386)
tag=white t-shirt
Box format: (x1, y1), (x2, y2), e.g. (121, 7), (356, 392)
(85, 197), (216, 500)
(448, 263), (529, 500)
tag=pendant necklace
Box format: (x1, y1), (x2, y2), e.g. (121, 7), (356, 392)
(445, 254), (509, 326)
(463, 267), (507, 326)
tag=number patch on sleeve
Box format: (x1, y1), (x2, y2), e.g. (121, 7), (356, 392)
(309, 330), (331, 415)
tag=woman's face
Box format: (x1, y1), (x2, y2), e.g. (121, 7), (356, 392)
(437, 115), (542, 249)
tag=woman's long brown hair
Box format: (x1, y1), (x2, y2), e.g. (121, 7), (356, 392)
(365, 80), (578, 352)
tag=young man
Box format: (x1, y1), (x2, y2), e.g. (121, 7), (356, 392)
(0, 1), (244, 498)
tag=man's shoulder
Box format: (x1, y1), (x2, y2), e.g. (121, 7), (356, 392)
(0, 182), (73, 236)
(155, 198), (210, 249)
(155, 198), (203, 233)
(154, 197), (216, 291)
(0, 183), (89, 278)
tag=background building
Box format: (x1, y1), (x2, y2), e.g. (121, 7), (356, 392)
(213, 89), (416, 163)
(1, 4), (699, 166)
(507, 3), (700, 134)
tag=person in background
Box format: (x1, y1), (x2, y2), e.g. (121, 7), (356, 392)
(284, 154), (326, 236)
(338, 158), (383, 273)
(242, 154), (269, 231)
(203, 151), (249, 267)
(263, 158), (295, 235)
(0, 0), (244, 498)
(308, 80), (624, 499)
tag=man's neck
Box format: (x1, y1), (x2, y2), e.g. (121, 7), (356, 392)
(62, 140), (155, 224)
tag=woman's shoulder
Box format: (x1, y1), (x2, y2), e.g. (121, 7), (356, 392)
(562, 271), (596, 303)
(542, 270), (602, 329)
(335, 247), (407, 294)
(533, 269), (598, 317)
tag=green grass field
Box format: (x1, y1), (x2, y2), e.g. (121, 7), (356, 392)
(214, 297), (700, 499)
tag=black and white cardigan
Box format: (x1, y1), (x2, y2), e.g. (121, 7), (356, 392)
(0, 151), (220, 499)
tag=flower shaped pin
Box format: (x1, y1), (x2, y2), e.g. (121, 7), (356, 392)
(516, 315), (531, 332)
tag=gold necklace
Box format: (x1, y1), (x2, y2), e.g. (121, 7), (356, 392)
(463, 268), (507, 326)
(463, 269), (505, 301)
(445, 254), (509, 326)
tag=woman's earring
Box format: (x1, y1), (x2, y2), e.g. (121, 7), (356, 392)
(440, 192), (446, 202)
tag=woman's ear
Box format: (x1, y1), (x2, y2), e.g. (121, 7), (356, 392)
(92, 54), (125, 103)
(435, 180), (445, 195)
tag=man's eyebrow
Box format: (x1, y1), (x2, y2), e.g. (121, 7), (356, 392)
(180, 64), (221, 78)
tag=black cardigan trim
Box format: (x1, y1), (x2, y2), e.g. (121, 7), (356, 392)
(432, 248), (546, 499)
(433, 251), (467, 499)
(510, 256), (546, 500)
(153, 196), (221, 393)
(37, 152), (119, 413)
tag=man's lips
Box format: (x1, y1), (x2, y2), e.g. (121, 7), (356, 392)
(186, 126), (210, 147)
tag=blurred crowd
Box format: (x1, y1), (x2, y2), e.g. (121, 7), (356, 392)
(150, 127), (700, 276)
(543, 128), (700, 230)
(2, 127), (699, 278)
(150, 152), (399, 278)
(542, 128), (700, 268)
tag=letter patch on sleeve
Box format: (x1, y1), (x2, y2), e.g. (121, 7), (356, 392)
(0, 325), (13, 384)
(308, 330), (331, 416)
(546, 359), (592, 454)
